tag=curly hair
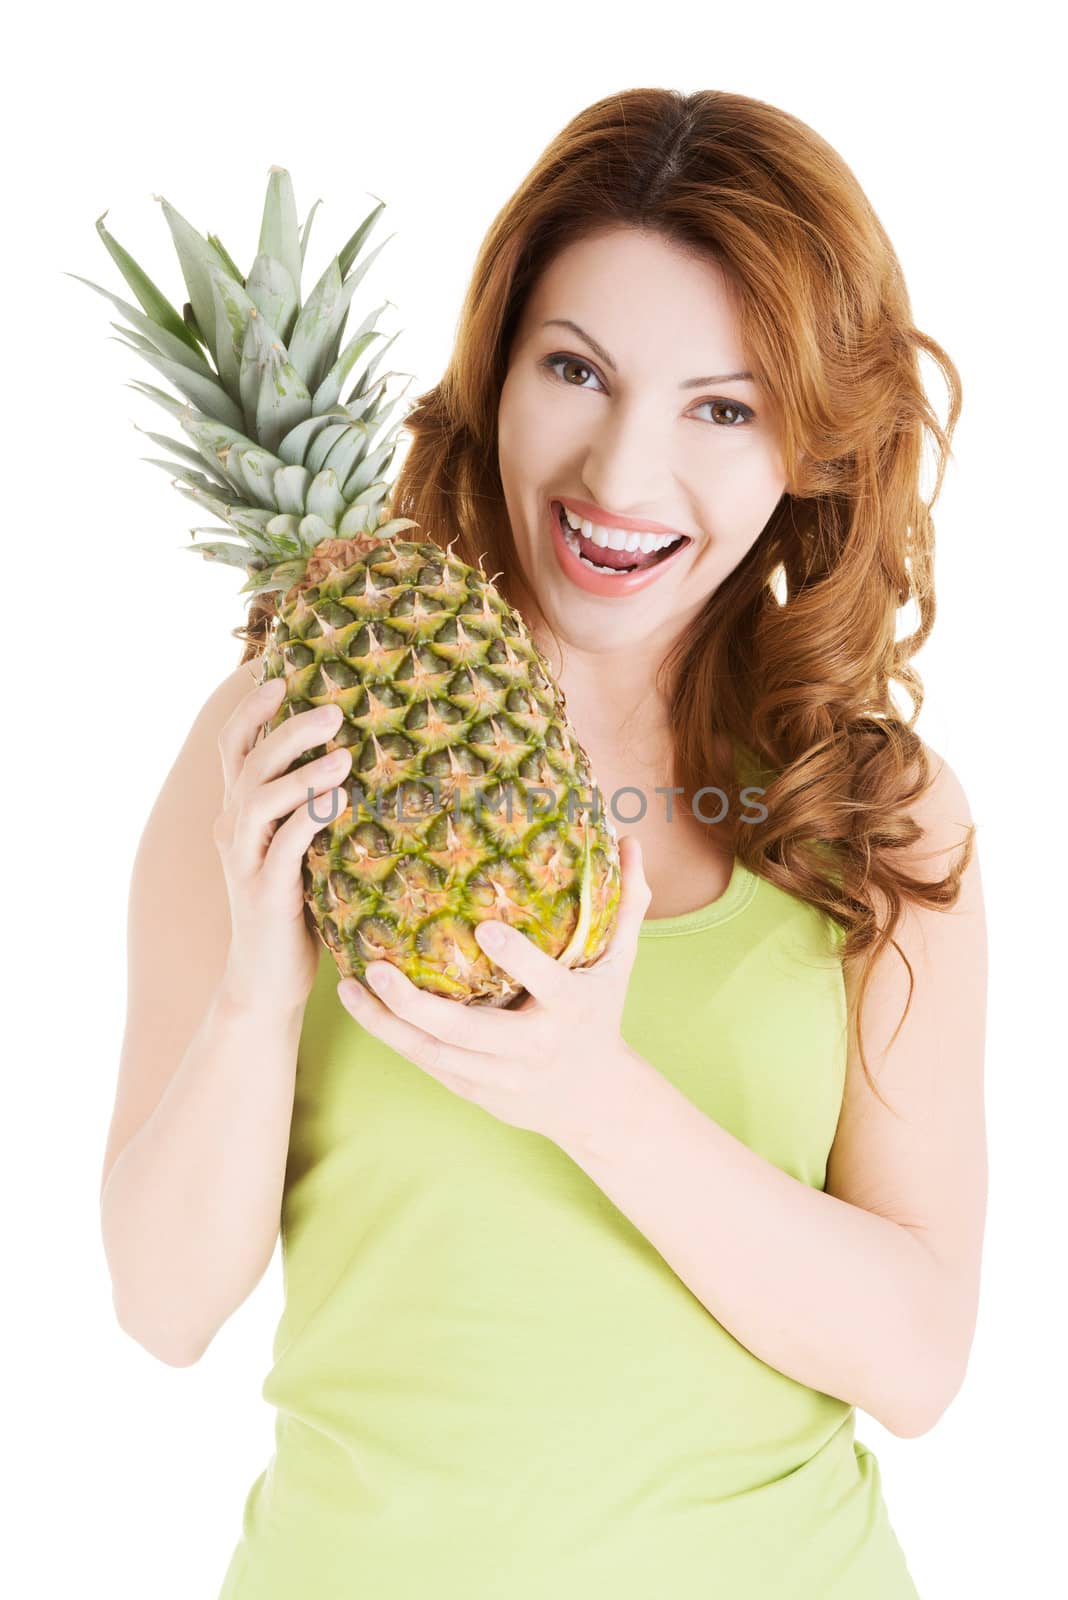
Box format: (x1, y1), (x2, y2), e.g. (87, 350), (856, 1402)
(236, 87), (974, 1107)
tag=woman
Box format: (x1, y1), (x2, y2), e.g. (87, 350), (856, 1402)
(100, 89), (986, 1598)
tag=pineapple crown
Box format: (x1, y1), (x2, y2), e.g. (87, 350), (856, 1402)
(67, 165), (420, 601)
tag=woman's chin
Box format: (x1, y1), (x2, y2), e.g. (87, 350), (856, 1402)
(535, 587), (665, 655)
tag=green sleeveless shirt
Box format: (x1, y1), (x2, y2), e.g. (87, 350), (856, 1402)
(217, 855), (920, 1598)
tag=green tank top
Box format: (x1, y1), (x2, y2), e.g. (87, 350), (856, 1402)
(218, 856), (920, 1599)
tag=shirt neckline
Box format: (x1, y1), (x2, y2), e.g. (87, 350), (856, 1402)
(638, 853), (760, 938)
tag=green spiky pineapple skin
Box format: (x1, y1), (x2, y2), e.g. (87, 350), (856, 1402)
(260, 537), (621, 1006)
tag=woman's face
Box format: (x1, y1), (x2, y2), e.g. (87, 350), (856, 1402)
(497, 225), (788, 656)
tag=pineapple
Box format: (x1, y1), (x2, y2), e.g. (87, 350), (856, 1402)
(70, 166), (621, 1006)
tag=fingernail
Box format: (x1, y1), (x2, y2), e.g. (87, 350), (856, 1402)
(477, 922), (506, 949)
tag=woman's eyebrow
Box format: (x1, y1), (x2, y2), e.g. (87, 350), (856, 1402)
(540, 319), (755, 389)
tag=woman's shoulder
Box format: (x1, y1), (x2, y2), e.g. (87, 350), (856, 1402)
(187, 657), (267, 745)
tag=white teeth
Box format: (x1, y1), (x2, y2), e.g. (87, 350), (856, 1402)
(561, 525), (640, 575)
(559, 504), (683, 552)
(583, 520), (633, 551)
(561, 524), (622, 574)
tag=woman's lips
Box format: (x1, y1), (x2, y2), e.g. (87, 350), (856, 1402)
(548, 501), (691, 597)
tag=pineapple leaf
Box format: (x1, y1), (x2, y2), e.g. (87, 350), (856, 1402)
(134, 426), (238, 490)
(336, 196), (387, 280)
(306, 422), (350, 475)
(273, 464), (311, 515)
(343, 299), (392, 363)
(209, 264), (258, 411)
(352, 363), (412, 420)
(240, 309), (313, 456)
(359, 381), (414, 450)
(360, 483), (395, 522)
(92, 210), (204, 358)
(126, 379), (196, 424)
(224, 507), (280, 538)
(277, 411), (347, 467)
(221, 512), (280, 559)
(109, 325), (166, 356)
(156, 195), (229, 370)
(338, 501), (376, 537)
(108, 327), (245, 431)
(373, 517), (421, 538)
(245, 251), (299, 348)
(67, 272), (217, 379)
(182, 302), (208, 347)
(182, 538), (254, 570)
(173, 479), (246, 521)
(265, 511), (300, 536)
(239, 558), (307, 596)
(141, 459), (241, 503)
(177, 417), (265, 498)
(232, 446), (294, 511)
(318, 423), (369, 489)
(349, 367), (389, 413)
(265, 514), (305, 556)
(207, 234), (245, 285)
(286, 255), (345, 392)
(222, 447), (275, 510)
(299, 199), (322, 268)
(258, 168), (303, 302)
(344, 438), (397, 499)
(179, 414), (262, 455)
(318, 234), (394, 378)
(306, 467), (346, 524)
(350, 328), (401, 402)
(312, 327), (384, 415)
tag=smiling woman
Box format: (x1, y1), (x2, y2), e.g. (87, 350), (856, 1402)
(382, 94), (972, 1109)
(214, 86), (983, 1600)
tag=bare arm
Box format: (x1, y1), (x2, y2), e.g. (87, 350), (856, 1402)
(100, 665), (351, 1365)
(101, 983), (307, 1366)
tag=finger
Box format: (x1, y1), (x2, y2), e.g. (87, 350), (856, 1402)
(218, 676), (286, 798)
(618, 833), (652, 925)
(252, 746), (354, 834)
(337, 979), (490, 1085)
(242, 700), (346, 795)
(589, 835), (652, 978)
(230, 749), (352, 882)
(472, 919), (570, 1008)
(260, 773), (351, 894)
(359, 961), (523, 1054)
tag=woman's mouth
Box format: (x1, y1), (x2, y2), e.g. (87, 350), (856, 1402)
(548, 501), (692, 597)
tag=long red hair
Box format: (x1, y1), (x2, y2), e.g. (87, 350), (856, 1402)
(237, 88), (973, 1105)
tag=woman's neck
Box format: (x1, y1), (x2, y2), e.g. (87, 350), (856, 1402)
(533, 630), (676, 781)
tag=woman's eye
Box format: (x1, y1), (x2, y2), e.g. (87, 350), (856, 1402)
(543, 353), (603, 390)
(693, 398), (756, 427)
(541, 353), (755, 427)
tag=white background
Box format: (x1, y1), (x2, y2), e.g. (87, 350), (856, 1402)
(6, 0), (1063, 1594)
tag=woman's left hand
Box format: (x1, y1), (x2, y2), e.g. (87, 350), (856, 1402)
(336, 835), (651, 1147)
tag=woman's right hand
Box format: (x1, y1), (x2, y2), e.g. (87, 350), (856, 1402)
(212, 675), (353, 1015)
